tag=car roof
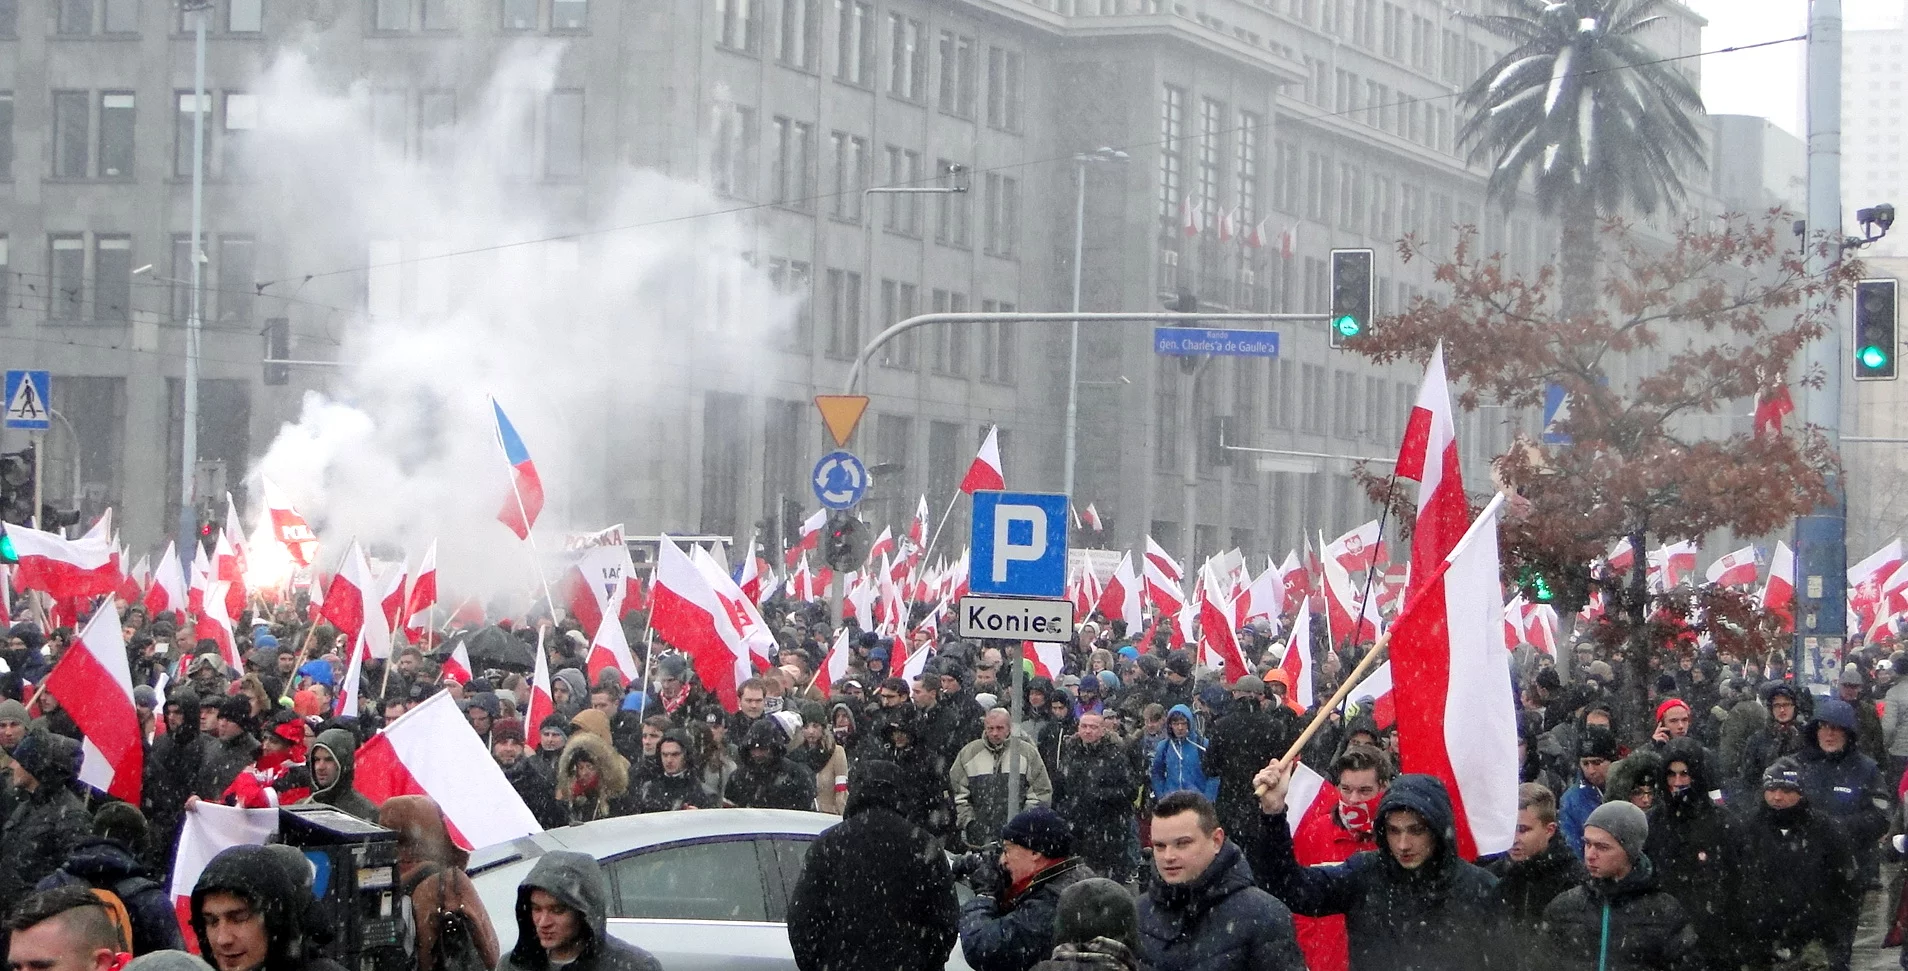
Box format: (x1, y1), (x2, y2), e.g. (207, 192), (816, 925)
(469, 808), (839, 876)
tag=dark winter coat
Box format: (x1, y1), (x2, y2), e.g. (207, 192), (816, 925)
(36, 835), (185, 954)
(1137, 839), (1307, 971)
(1488, 831), (1586, 931)
(500, 753), (568, 831)
(1202, 702), (1299, 858)
(143, 688), (213, 867)
(1795, 698), (1890, 868)
(190, 844), (351, 971)
(197, 729), (262, 799)
(1735, 719), (1804, 794)
(787, 760), (959, 971)
(0, 733), (93, 903)
(859, 727), (953, 833)
(959, 857), (1095, 971)
(725, 720), (818, 811)
(1030, 939), (1139, 971)
(1541, 858), (1701, 971)
(1643, 737), (1730, 960)
(497, 850), (662, 971)
(629, 769), (715, 814)
(298, 727), (379, 821)
(1252, 773), (1507, 971)
(1053, 735), (1136, 875)
(1724, 799), (1860, 966)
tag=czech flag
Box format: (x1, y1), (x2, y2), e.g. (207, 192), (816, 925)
(493, 399), (544, 540)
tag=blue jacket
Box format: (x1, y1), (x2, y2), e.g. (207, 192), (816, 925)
(1558, 778), (1603, 854)
(1797, 698), (1890, 856)
(1150, 705), (1218, 801)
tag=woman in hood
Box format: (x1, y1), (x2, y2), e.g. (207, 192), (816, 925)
(378, 795), (501, 971)
(555, 731), (633, 824)
(551, 668), (589, 720)
(787, 703), (849, 814)
(827, 701), (861, 760)
(1149, 704), (1217, 801)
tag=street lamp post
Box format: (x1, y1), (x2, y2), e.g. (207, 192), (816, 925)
(179, 0), (211, 566)
(1063, 148), (1128, 501)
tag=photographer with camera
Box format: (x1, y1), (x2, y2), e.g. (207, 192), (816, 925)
(958, 808), (1095, 971)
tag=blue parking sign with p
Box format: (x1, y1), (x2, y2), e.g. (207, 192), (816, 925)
(970, 491), (1069, 598)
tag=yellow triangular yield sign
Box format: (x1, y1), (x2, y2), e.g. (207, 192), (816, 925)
(814, 395), (870, 447)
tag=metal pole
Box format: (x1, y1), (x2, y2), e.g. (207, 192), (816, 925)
(31, 433), (43, 533)
(1795, 0), (1847, 674)
(1064, 161), (1086, 498)
(1180, 363), (1201, 575)
(1006, 639), (1025, 815)
(50, 410), (80, 511)
(179, 3), (208, 570)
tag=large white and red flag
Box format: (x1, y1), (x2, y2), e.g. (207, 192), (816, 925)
(145, 541), (187, 625)
(196, 581), (242, 670)
(524, 630), (555, 730)
(1196, 567), (1249, 681)
(42, 600), (141, 803)
(1097, 551), (1145, 633)
(169, 804), (280, 948)
(813, 627), (853, 695)
(959, 426), (1006, 494)
(563, 527), (633, 637)
(321, 541), (391, 663)
(692, 544), (777, 670)
(1760, 540), (1796, 632)
(402, 540), (438, 642)
(1235, 561), (1284, 630)
(260, 476), (318, 567)
(7, 516), (120, 601)
(354, 690), (541, 849)
(1279, 596), (1315, 710)
(587, 610), (640, 685)
(1850, 539), (1904, 634)
(649, 538), (752, 709)
(1705, 545), (1759, 588)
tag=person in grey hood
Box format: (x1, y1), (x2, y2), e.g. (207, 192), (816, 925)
(497, 850), (661, 971)
(552, 669), (590, 720)
(297, 727), (378, 821)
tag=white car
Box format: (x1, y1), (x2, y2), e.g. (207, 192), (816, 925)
(467, 808), (973, 971)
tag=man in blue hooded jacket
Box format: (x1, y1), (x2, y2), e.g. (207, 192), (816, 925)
(1795, 696), (1888, 889)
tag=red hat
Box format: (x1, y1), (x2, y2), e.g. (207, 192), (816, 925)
(1654, 698), (1689, 723)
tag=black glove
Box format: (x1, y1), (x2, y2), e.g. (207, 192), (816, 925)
(967, 854), (1005, 899)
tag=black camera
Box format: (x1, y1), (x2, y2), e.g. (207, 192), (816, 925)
(951, 841), (1005, 897)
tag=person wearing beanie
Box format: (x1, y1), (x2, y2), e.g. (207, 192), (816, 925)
(1034, 878), (1141, 971)
(1135, 791), (1305, 971)
(532, 713), (571, 773)
(1833, 662), (1889, 764)
(488, 717), (564, 831)
(196, 697), (261, 799)
(0, 695), (30, 823)
(788, 759), (959, 971)
(1560, 725), (1617, 854)
(1738, 681), (1806, 794)
(0, 732), (91, 902)
(785, 702), (849, 814)
(126, 951), (217, 971)
(34, 802), (185, 954)
(959, 806), (1093, 971)
(1539, 801), (1697, 971)
(1724, 755), (1860, 970)
(1202, 674), (1298, 866)
(1648, 698), (1691, 747)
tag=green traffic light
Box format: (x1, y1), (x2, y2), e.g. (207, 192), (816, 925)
(0, 532), (16, 564)
(1861, 345), (1890, 369)
(1334, 315), (1363, 337)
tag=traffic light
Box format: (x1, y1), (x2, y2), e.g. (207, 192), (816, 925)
(1516, 564), (1557, 603)
(0, 446), (34, 525)
(1329, 248), (1375, 348)
(0, 527), (17, 564)
(1855, 278), (1898, 380)
(263, 317), (291, 386)
(822, 514), (868, 572)
(1167, 288), (1200, 373)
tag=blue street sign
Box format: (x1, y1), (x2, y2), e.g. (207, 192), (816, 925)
(1542, 383), (1571, 444)
(1153, 328), (1280, 357)
(3, 371), (51, 431)
(811, 450), (869, 510)
(970, 491), (1069, 597)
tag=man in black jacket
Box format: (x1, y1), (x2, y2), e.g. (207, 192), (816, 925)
(1490, 783), (1585, 970)
(724, 718), (817, 811)
(490, 718), (567, 829)
(1541, 801), (1699, 971)
(190, 844), (351, 971)
(787, 759), (959, 971)
(1136, 791), (1306, 971)
(959, 807), (1096, 971)
(142, 687), (212, 869)
(1053, 713), (1137, 882)
(34, 803), (184, 954)
(629, 730), (715, 813)
(495, 850), (661, 971)
(1726, 757), (1860, 971)
(1252, 763), (1507, 971)
(1200, 677), (1297, 861)
(0, 731), (92, 904)
(1643, 737), (1730, 964)
(197, 697), (261, 799)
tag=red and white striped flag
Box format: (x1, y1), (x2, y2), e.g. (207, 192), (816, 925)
(7, 516), (120, 601)
(145, 542), (186, 625)
(650, 539), (752, 709)
(1181, 195), (1204, 238)
(334, 631), (368, 720)
(1097, 551), (1144, 633)
(524, 630), (554, 730)
(587, 612), (640, 686)
(42, 600), (142, 803)
(1279, 597), (1315, 711)
(261, 476), (318, 567)
(959, 426), (1007, 494)
(169, 804), (279, 949)
(814, 628), (853, 695)
(1196, 567), (1248, 681)
(403, 540), (438, 642)
(440, 640), (472, 685)
(354, 690), (541, 849)
(1760, 541), (1796, 632)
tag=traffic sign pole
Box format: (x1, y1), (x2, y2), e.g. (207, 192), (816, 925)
(31, 432), (42, 532)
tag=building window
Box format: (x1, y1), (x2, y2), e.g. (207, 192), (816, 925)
(828, 130), (866, 221)
(418, 90), (454, 166)
(1236, 110), (1260, 224)
(986, 46), (1023, 132)
(0, 93), (12, 179)
(889, 14), (926, 101)
(217, 235), (255, 324)
(879, 280), (918, 369)
(102, 0), (137, 32)
(935, 158), (969, 247)
(824, 268), (861, 358)
(938, 31), (976, 118)
(979, 301), (1016, 383)
(58, 0), (91, 33)
(98, 93), (134, 179)
(175, 91), (210, 178)
(501, 0), (535, 29)
(767, 258), (812, 347)
(221, 92), (255, 175)
(95, 235), (132, 323)
(930, 289), (967, 375)
(1198, 97), (1223, 228)
(983, 173), (1018, 258)
(53, 91), (89, 178)
(834, 0), (872, 85)
(771, 117), (815, 210)
(778, 0), (816, 69)
(170, 233), (204, 323)
(1159, 83), (1184, 220)
(229, 0), (263, 31)
(881, 146), (921, 235)
(546, 89), (584, 179)
(0, 1), (15, 36)
(553, 0), (586, 30)
(374, 0), (409, 30)
(717, 0), (760, 53)
(49, 236), (85, 321)
(712, 103), (758, 200)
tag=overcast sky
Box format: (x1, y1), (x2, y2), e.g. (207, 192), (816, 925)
(1687, 0), (1905, 136)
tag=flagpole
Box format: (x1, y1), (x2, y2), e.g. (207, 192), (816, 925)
(918, 490), (963, 577)
(493, 396), (562, 625)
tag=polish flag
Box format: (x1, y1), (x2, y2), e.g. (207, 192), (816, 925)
(1647, 541), (1699, 592)
(959, 426), (1007, 494)
(1849, 539), (1903, 634)
(187, 541), (209, 617)
(6, 517), (120, 601)
(1705, 545), (1759, 588)
(1753, 383), (1795, 438)
(0, 567), (14, 628)
(650, 538), (752, 709)
(196, 581), (241, 671)
(1346, 660), (1396, 729)
(169, 805), (280, 950)
(1605, 537), (1636, 577)
(564, 537), (633, 638)
(1081, 503), (1104, 532)
(1319, 543), (1382, 646)
(377, 563), (408, 638)
(354, 690), (541, 850)
(306, 569), (325, 623)
(787, 557), (812, 601)
(145, 543), (187, 625)
(844, 572), (877, 626)
(1025, 640), (1064, 679)
(334, 635), (367, 720)
(1143, 538), (1186, 617)
(440, 640), (472, 685)
(1391, 345), (1516, 858)
(1197, 567), (1249, 682)
(786, 509), (828, 568)
(1502, 593), (1528, 651)
(1279, 223), (1299, 260)
(1097, 552), (1145, 633)
(222, 493), (249, 617)
(1245, 217), (1268, 250)
(737, 536), (764, 605)
(1235, 563), (1284, 630)
(117, 554), (149, 606)
(1278, 550), (1306, 616)
(1181, 195), (1205, 238)
(1578, 587), (1606, 626)
(587, 613), (640, 686)
(1325, 520), (1386, 574)
(212, 530), (246, 623)
(692, 544), (778, 671)
(907, 495), (931, 549)
(1218, 207), (1237, 243)
(1759, 541), (1796, 632)
(1279, 597), (1316, 710)
(813, 628), (853, 695)
(261, 476), (318, 567)
(1145, 536), (1184, 585)
(42, 601), (142, 803)
(524, 631), (554, 731)
(403, 541), (438, 642)
(868, 527), (896, 566)
(321, 541), (391, 664)
(492, 399), (545, 541)
(1281, 761), (1331, 827)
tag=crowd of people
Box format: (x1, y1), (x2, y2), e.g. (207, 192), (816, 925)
(1, 593), (1905, 971)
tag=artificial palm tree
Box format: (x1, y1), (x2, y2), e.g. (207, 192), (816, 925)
(1457, 0), (1708, 315)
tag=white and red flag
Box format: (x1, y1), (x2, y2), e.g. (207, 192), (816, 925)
(814, 628), (853, 695)
(1180, 194), (1204, 238)
(1196, 567), (1249, 681)
(169, 804), (279, 949)
(1647, 541), (1699, 592)
(1760, 541), (1796, 632)
(1705, 545), (1759, 588)
(1604, 537), (1637, 577)
(960, 426), (1007, 494)
(211, 529), (247, 623)
(377, 563), (408, 640)
(117, 554), (149, 606)
(564, 530), (634, 637)
(334, 632), (367, 720)
(1081, 503), (1104, 533)
(321, 541), (392, 664)
(42, 600), (141, 803)
(1850, 539), (1904, 635)
(1097, 551), (1145, 633)
(786, 509), (827, 568)
(1325, 520), (1386, 574)
(1245, 217), (1267, 250)
(1235, 562), (1284, 631)
(196, 581), (242, 670)
(1278, 550), (1307, 616)
(524, 630), (555, 730)
(1521, 601), (1560, 656)
(7, 516), (120, 601)
(1319, 539), (1382, 646)
(867, 527), (896, 567)
(650, 539), (752, 709)
(587, 612), (640, 686)
(260, 476), (318, 567)
(737, 535), (765, 605)
(402, 541), (439, 642)
(692, 544), (777, 671)
(145, 542), (187, 625)
(1025, 639), (1064, 680)
(354, 690), (541, 849)
(1279, 597), (1315, 711)
(1753, 383), (1795, 438)
(1279, 222), (1299, 260)
(440, 639), (472, 685)
(1143, 537), (1186, 617)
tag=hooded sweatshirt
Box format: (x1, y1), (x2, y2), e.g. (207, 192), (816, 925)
(191, 845), (349, 971)
(298, 727), (378, 821)
(0, 731), (92, 902)
(497, 851), (661, 971)
(144, 687), (213, 866)
(1149, 705), (1218, 801)
(723, 718), (817, 811)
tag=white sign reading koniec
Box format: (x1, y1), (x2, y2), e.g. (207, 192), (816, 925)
(957, 595), (1076, 643)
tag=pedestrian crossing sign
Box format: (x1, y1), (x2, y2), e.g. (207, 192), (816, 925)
(3, 371), (51, 430)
